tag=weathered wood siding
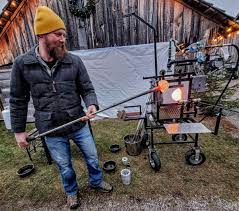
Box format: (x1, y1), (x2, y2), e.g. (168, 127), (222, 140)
(0, 0), (227, 65)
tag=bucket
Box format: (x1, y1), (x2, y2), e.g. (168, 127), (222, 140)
(124, 134), (142, 156)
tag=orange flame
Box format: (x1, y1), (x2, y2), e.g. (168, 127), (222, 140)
(172, 88), (182, 101)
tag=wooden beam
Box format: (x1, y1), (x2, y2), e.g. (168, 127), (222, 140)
(0, 0), (28, 39)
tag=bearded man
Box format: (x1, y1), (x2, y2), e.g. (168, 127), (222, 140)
(10, 6), (112, 209)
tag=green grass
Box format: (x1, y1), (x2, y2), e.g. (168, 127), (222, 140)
(0, 119), (239, 209)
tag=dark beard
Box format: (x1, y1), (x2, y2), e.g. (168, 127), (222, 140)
(49, 45), (67, 60)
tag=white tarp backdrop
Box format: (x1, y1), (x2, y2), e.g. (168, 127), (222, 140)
(72, 42), (170, 118)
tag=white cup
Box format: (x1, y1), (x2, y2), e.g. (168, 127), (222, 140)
(122, 157), (129, 165)
(2, 108), (11, 130)
(121, 169), (131, 185)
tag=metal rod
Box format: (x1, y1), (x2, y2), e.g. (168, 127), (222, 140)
(167, 59), (198, 68)
(200, 43), (239, 122)
(213, 108), (223, 135)
(27, 86), (161, 141)
(124, 12), (158, 77)
(153, 141), (196, 145)
(199, 101), (239, 114)
(143, 72), (194, 80)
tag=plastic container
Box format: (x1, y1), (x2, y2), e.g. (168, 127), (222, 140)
(120, 169), (131, 185)
(122, 157), (129, 165)
(2, 108), (11, 130)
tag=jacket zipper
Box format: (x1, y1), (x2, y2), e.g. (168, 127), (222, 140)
(52, 80), (57, 93)
(50, 66), (57, 93)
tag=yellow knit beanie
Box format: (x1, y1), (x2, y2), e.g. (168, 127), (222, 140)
(34, 6), (66, 35)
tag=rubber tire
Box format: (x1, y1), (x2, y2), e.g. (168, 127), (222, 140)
(149, 152), (161, 171)
(172, 134), (187, 142)
(185, 149), (206, 166)
(142, 133), (148, 142)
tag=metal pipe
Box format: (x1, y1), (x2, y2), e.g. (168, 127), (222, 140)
(167, 59), (198, 68)
(123, 12), (158, 77)
(213, 108), (223, 135)
(27, 84), (167, 141)
(199, 101), (239, 114)
(200, 43), (239, 122)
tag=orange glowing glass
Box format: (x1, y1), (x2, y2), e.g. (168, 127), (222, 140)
(172, 88), (182, 101)
(156, 80), (169, 93)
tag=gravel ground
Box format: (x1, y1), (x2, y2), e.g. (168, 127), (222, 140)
(5, 196), (238, 210)
(78, 197), (239, 211)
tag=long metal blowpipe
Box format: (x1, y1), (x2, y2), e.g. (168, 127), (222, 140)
(27, 80), (169, 141)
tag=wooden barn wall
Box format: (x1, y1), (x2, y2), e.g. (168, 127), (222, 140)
(224, 35), (239, 47)
(0, 0), (226, 65)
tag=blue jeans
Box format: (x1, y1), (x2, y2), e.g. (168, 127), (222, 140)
(45, 123), (103, 196)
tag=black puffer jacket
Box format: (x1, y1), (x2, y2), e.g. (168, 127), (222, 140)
(10, 47), (99, 136)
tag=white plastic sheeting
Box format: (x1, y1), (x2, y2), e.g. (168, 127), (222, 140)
(72, 42), (170, 118)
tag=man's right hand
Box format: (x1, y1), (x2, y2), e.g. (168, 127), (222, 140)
(15, 132), (30, 148)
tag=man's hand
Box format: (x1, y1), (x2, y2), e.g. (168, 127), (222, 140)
(87, 105), (97, 118)
(81, 105), (97, 122)
(15, 132), (30, 148)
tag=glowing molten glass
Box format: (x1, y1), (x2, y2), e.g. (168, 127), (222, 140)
(172, 88), (182, 101)
(156, 80), (169, 93)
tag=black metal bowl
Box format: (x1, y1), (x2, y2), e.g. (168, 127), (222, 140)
(103, 160), (116, 172)
(109, 144), (121, 153)
(17, 164), (35, 177)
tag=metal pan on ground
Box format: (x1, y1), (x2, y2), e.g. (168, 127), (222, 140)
(103, 160), (116, 172)
(17, 164), (35, 177)
(109, 144), (121, 153)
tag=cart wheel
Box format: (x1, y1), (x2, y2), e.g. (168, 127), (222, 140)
(172, 134), (187, 142)
(141, 133), (149, 148)
(185, 149), (206, 166)
(149, 151), (161, 171)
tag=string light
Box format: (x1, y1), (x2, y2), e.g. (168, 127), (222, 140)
(226, 27), (232, 32)
(218, 36), (223, 40)
(0, 0), (20, 33)
(10, 1), (17, 8)
(3, 10), (10, 17)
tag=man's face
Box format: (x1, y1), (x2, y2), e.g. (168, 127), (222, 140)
(43, 29), (67, 60)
